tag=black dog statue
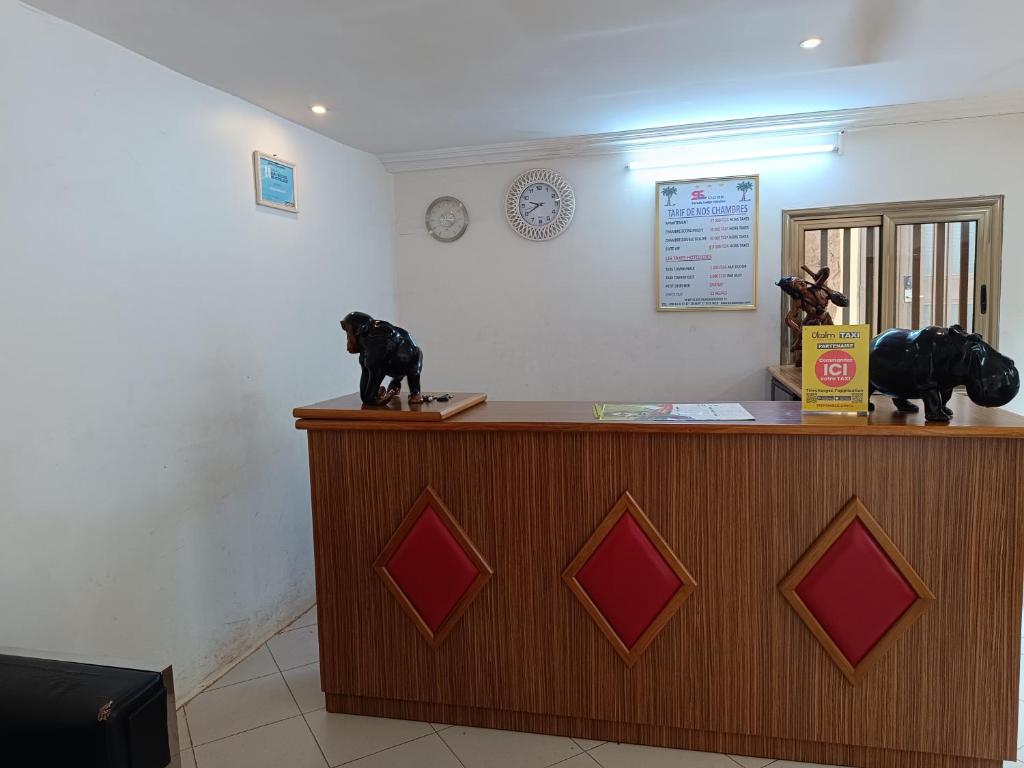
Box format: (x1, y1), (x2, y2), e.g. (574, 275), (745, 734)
(340, 312), (424, 405)
(869, 325), (1019, 422)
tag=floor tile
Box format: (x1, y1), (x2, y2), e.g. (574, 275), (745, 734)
(304, 709), (434, 765)
(552, 755), (601, 767)
(177, 708), (191, 752)
(431, 722), (453, 732)
(440, 725), (581, 768)
(268, 625), (320, 670)
(345, 733), (462, 768)
(185, 673), (300, 746)
(193, 715), (326, 768)
(590, 742), (738, 767)
(210, 646), (280, 690)
(572, 737), (605, 751)
(770, 762), (845, 767)
(179, 749), (196, 768)
(282, 662), (324, 713)
(285, 605), (318, 632)
(728, 756), (776, 768)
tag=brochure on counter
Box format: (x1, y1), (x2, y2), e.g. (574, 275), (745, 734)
(593, 403), (755, 422)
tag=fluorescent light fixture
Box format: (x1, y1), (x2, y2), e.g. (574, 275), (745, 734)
(626, 132), (840, 170)
(800, 37), (823, 49)
(310, 104), (328, 115)
(618, 120), (838, 147)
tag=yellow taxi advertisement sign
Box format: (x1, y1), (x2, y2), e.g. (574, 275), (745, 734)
(802, 324), (870, 413)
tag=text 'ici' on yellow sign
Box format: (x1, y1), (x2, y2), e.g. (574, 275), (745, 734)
(802, 324), (870, 413)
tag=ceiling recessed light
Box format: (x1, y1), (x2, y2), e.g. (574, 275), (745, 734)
(310, 104), (328, 115)
(800, 37), (823, 49)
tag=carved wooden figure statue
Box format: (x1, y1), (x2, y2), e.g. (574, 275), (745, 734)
(776, 265), (850, 365)
(341, 311), (424, 405)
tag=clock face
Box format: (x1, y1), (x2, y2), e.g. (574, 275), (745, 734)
(425, 196), (468, 242)
(505, 169), (575, 241)
(518, 182), (561, 227)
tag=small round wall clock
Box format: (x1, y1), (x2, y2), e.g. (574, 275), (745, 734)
(425, 196), (469, 242)
(505, 168), (575, 241)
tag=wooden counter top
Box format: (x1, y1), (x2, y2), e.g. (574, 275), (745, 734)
(295, 392), (1024, 438)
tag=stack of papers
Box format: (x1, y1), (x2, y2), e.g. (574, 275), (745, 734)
(593, 403), (755, 422)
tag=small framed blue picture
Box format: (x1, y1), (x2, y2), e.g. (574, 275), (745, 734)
(253, 151), (298, 213)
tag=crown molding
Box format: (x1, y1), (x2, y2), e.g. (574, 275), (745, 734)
(379, 92), (1024, 173)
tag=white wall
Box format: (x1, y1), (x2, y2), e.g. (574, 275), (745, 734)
(0, 1), (394, 696)
(394, 115), (1023, 405)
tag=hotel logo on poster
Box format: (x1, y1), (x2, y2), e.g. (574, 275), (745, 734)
(802, 324), (870, 413)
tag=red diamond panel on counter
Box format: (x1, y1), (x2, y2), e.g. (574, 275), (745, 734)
(375, 486), (493, 647)
(780, 496), (934, 684)
(564, 492), (697, 665)
(385, 506), (480, 631)
(795, 519), (916, 665)
(576, 513), (682, 648)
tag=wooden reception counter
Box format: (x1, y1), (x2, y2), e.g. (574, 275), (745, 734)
(295, 394), (1024, 768)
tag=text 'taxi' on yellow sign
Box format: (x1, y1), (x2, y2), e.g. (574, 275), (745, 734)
(802, 324), (871, 413)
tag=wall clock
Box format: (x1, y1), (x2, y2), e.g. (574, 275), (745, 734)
(425, 196), (469, 242)
(505, 168), (575, 241)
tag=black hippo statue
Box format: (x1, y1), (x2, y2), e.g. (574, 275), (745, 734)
(869, 325), (1019, 422)
(340, 311), (424, 406)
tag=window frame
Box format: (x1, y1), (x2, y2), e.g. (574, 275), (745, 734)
(779, 196), (1003, 365)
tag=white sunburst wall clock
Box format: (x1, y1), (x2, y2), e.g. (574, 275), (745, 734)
(505, 168), (576, 241)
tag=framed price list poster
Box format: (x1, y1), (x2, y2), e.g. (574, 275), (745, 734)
(655, 174), (757, 311)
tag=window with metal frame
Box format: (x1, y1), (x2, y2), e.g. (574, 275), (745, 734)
(779, 196), (1002, 365)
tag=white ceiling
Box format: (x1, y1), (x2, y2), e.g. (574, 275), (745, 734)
(28, 0), (1024, 156)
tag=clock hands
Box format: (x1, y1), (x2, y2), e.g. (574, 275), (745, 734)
(524, 201), (544, 214)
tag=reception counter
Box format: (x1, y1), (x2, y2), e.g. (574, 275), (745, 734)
(294, 394), (1024, 768)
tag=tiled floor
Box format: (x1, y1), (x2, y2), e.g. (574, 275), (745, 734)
(177, 605), (1024, 768)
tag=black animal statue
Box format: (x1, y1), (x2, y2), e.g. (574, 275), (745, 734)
(340, 312), (424, 405)
(869, 325), (1019, 422)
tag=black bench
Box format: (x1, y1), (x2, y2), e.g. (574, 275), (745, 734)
(0, 654), (171, 767)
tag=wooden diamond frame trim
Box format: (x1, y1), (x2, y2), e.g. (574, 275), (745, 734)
(374, 485), (493, 649)
(562, 491), (697, 667)
(779, 495), (935, 685)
